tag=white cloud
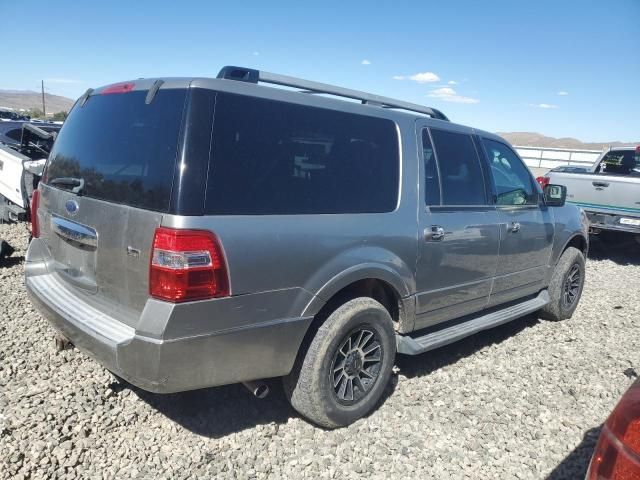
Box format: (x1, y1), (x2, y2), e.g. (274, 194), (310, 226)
(528, 103), (559, 109)
(448, 80), (458, 85)
(393, 72), (441, 83)
(252, 51), (260, 56)
(428, 87), (479, 104)
(557, 91), (569, 96)
(44, 78), (82, 84)
(361, 59), (371, 65)
(409, 72), (440, 83)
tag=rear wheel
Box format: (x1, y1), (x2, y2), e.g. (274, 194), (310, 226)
(283, 297), (396, 428)
(540, 246), (586, 321)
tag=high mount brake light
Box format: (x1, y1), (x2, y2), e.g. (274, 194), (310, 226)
(102, 82), (135, 95)
(588, 380), (640, 479)
(536, 176), (550, 188)
(30, 190), (40, 238)
(149, 227), (230, 302)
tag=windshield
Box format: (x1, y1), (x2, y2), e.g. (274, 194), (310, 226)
(44, 88), (186, 212)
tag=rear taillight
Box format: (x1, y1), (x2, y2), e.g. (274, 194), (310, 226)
(536, 176), (550, 188)
(30, 189), (40, 238)
(149, 227), (229, 302)
(102, 82), (135, 95)
(588, 380), (640, 479)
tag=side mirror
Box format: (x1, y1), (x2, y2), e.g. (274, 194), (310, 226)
(544, 184), (567, 207)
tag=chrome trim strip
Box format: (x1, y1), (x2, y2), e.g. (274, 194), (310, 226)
(51, 215), (98, 248)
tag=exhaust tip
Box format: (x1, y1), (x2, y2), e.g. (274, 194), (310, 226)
(242, 381), (269, 399)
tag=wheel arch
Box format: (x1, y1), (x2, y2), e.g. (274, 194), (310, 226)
(559, 234), (588, 262)
(301, 264), (414, 334)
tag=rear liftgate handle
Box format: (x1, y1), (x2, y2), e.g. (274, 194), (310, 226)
(425, 225), (445, 241)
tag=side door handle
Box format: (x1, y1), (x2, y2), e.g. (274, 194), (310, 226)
(592, 181), (609, 188)
(425, 225), (445, 241)
(508, 222), (521, 233)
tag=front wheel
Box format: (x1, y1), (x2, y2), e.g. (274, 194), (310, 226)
(540, 246), (586, 321)
(283, 297), (396, 428)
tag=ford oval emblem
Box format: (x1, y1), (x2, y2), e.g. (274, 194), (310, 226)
(65, 199), (79, 216)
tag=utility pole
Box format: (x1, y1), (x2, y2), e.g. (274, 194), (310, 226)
(41, 80), (46, 117)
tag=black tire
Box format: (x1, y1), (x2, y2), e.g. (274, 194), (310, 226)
(540, 247), (586, 321)
(283, 297), (396, 428)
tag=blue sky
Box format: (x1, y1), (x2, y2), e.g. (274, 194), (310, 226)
(2, 0), (638, 141)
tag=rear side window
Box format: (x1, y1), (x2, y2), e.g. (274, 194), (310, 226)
(430, 129), (486, 206)
(205, 93), (399, 215)
(45, 89), (187, 212)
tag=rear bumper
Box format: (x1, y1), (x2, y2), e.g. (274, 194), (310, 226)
(25, 271), (313, 394)
(585, 211), (640, 235)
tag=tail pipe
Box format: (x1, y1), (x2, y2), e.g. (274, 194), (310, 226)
(242, 380), (269, 399)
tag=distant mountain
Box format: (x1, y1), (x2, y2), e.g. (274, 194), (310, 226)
(497, 132), (639, 150)
(0, 89), (75, 114)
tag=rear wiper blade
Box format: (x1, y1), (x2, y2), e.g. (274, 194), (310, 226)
(49, 177), (85, 194)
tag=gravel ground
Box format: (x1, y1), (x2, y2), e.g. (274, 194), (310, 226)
(1, 222), (639, 480)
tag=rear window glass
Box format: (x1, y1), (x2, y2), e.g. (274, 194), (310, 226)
(205, 93), (399, 215)
(45, 89), (186, 211)
(597, 150), (640, 176)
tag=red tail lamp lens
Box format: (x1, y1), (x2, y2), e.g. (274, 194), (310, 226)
(149, 227), (230, 302)
(536, 176), (551, 188)
(30, 189), (40, 238)
(588, 380), (640, 479)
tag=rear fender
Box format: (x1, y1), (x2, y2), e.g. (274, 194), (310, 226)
(301, 246), (415, 331)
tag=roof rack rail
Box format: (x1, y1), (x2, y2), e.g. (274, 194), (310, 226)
(217, 66), (449, 121)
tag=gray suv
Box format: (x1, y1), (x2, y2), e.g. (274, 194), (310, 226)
(25, 66), (588, 427)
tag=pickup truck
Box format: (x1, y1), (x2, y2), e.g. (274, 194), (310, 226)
(539, 146), (640, 237)
(0, 122), (60, 222)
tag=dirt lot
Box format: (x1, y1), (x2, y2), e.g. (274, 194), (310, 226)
(1, 222), (639, 479)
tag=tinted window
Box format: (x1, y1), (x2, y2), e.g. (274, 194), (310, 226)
(205, 93), (399, 215)
(483, 139), (537, 206)
(597, 150), (640, 176)
(422, 129), (440, 205)
(430, 129), (486, 205)
(45, 89), (186, 212)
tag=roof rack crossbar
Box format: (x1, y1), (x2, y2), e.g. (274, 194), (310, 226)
(217, 66), (449, 121)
